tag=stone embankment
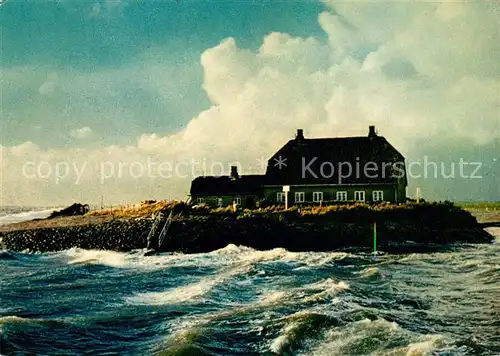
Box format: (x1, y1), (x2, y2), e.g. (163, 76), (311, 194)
(0, 201), (494, 253)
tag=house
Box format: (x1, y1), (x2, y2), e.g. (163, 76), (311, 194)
(189, 166), (265, 208)
(189, 126), (407, 206)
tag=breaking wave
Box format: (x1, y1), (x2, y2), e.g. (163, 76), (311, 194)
(65, 248), (129, 267)
(0, 207), (60, 225)
(1, 239), (499, 355)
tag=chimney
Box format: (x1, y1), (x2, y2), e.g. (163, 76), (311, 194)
(230, 166), (239, 180)
(368, 125), (377, 138)
(296, 129), (304, 141)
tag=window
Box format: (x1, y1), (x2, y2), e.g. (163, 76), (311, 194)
(197, 197), (205, 204)
(234, 197), (242, 205)
(312, 192), (323, 203)
(373, 190), (384, 202)
(217, 197), (224, 207)
(276, 192), (285, 203)
(336, 191), (347, 201)
(354, 191), (365, 202)
(295, 192), (305, 203)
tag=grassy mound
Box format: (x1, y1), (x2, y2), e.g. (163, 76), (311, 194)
(186, 201), (478, 229)
(87, 200), (187, 219)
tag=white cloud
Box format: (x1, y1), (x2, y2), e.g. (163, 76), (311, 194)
(90, 2), (101, 17)
(8, 141), (39, 157)
(1, 1), (498, 205)
(38, 73), (58, 95)
(70, 126), (93, 139)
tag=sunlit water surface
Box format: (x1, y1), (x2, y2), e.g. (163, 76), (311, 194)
(1, 226), (499, 355)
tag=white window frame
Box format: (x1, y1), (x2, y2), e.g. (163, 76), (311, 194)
(234, 197), (242, 205)
(354, 191), (366, 202)
(372, 190), (384, 202)
(217, 197), (224, 207)
(312, 192), (323, 203)
(294, 192), (305, 203)
(276, 192), (285, 203)
(336, 191), (347, 201)
(197, 197), (205, 204)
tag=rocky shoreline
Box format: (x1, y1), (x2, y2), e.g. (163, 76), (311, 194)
(0, 202), (495, 253)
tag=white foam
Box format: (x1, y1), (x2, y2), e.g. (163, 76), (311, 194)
(267, 309), (334, 354)
(0, 208), (60, 225)
(355, 266), (386, 280)
(257, 277), (349, 309)
(210, 244), (354, 270)
(270, 321), (301, 353)
(258, 290), (289, 305)
(211, 244), (289, 263)
(305, 278), (349, 292)
(0, 316), (29, 324)
(301, 278), (349, 302)
(65, 248), (127, 267)
(210, 243), (255, 255)
(128, 252), (222, 270)
(125, 262), (253, 306)
(405, 335), (444, 355)
(125, 278), (218, 305)
(296, 316), (450, 356)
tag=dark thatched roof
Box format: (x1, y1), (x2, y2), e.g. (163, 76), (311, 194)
(189, 128), (407, 196)
(265, 135), (406, 185)
(190, 175), (265, 196)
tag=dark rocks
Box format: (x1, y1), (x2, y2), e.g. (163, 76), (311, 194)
(0, 218), (151, 253)
(48, 203), (90, 219)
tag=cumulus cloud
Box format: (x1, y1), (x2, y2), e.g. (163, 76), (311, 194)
(38, 73), (59, 95)
(70, 127), (93, 139)
(1, 1), (498, 205)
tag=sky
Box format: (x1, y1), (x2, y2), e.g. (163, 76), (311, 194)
(0, 0), (499, 206)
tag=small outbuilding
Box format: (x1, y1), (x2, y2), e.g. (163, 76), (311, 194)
(189, 166), (265, 208)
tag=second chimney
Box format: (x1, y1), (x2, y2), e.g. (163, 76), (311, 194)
(230, 166), (239, 180)
(296, 129), (304, 140)
(368, 125), (377, 138)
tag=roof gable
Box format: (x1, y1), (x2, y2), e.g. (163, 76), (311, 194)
(265, 135), (406, 185)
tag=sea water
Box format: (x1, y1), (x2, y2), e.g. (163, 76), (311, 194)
(0, 207), (61, 225)
(0, 208), (499, 355)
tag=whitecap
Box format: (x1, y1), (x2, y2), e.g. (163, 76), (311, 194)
(258, 290), (289, 306)
(404, 335), (445, 355)
(124, 262), (253, 306)
(270, 321), (302, 353)
(301, 278), (349, 302)
(125, 278), (217, 305)
(65, 248), (128, 267)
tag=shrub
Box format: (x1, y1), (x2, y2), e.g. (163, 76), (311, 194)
(210, 206), (235, 215)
